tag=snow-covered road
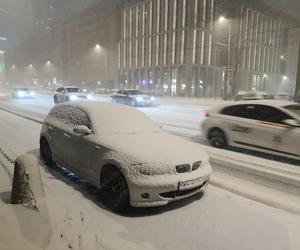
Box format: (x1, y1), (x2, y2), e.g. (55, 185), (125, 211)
(0, 95), (300, 249)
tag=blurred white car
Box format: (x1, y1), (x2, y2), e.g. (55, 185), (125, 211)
(274, 92), (292, 101)
(54, 86), (93, 104)
(40, 102), (211, 211)
(235, 91), (272, 101)
(201, 100), (300, 160)
(111, 89), (155, 107)
(12, 87), (35, 98)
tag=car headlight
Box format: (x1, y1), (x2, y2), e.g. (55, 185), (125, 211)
(17, 91), (25, 97)
(135, 164), (176, 176)
(135, 97), (144, 102)
(30, 91), (35, 96)
(87, 94), (93, 100)
(69, 95), (78, 101)
(192, 161), (202, 171)
(150, 96), (155, 101)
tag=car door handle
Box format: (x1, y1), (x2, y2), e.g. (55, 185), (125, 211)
(64, 133), (71, 138)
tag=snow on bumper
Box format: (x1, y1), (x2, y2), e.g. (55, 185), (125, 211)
(128, 163), (211, 207)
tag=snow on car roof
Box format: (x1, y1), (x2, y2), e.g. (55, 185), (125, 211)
(63, 102), (160, 134)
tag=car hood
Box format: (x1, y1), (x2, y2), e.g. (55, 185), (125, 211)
(100, 131), (209, 167)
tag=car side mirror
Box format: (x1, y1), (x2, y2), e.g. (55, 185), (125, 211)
(283, 119), (300, 128)
(73, 125), (91, 135)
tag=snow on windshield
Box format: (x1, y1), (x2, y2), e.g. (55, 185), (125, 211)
(89, 104), (160, 134)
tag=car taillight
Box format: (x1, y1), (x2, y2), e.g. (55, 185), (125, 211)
(201, 111), (209, 117)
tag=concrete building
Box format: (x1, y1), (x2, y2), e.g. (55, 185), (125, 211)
(118, 0), (295, 97)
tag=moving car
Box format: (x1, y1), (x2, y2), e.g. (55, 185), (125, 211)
(40, 102), (211, 211)
(111, 89), (155, 107)
(274, 92), (292, 101)
(234, 91), (272, 101)
(201, 100), (300, 160)
(294, 91), (300, 103)
(12, 87), (35, 99)
(54, 86), (93, 104)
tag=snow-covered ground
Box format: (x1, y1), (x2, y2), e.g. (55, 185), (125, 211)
(1, 109), (300, 250)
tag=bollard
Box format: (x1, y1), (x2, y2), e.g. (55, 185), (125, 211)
(11, 154), (44, 211)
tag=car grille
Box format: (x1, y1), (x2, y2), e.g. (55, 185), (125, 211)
(176, 164), (191, 173)
(159, 180), (208, 199)
(79, 96), (87, 99)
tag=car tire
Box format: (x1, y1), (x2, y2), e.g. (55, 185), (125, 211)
(40, 138), (55, 167)
(54, 96), (58, 104)
(208, 128), (227, 149)
(100, 166), (130, 212)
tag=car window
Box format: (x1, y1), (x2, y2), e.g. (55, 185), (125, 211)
(66, 87), (81, 93)
(221, 104), (292, 124)
(284, 105), (300, 117)
(127, 90), (144, 95)
(56, 87), (64, 93)
(49, 106), (92, 129)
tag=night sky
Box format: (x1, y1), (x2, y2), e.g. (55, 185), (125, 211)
(0, 0), (299, 49)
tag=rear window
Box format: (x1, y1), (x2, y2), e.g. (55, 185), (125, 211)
(284, 105), (300, 117)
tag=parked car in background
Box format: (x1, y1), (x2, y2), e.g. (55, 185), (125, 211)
(111, 89), (155, 107)
(294, 91), (300, 103)
(40, 102), (211, 211)
(12, 87), (35, 99)
(53, 86), (93, 104)
(234, 91), (273, 101)
(201, 100), (300, 160)
(274, 92), (292, 101)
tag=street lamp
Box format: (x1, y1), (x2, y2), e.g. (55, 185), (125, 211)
(283, 76), (287, 80)
(95, 43), (108, 93)
(217, 16), (232, 100)
(263, 74), (267, 91)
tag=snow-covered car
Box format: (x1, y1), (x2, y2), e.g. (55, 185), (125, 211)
(12, 87), (35, 99)
(111, 89), (155, 107)
(53, 86), (93, 104)
(234, 91), (273, 101)
(201, 100), (300, 160)
(40, 102), (211, 211)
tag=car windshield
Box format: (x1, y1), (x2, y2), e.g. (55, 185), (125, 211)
(66, 88), (81, 93)
(91, 106), (160, 134)
(126, 90), (145, 95)
(284, 105), (300, 117)
(16, 88), (29, 91)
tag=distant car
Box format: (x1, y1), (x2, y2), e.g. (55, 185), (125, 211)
(274, 92), (292, 101)
(53, 86), (93, 104)
(294, 91), (300, 103)
(40, 102), (211, 211)
(234, 91), (273, 101)
(12, 88), (35, 99)
(111, 89), (155, 107)
(201, 100), (300, 160)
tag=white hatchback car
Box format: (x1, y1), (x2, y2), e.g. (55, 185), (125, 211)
(40, 102), (211, 211)
(201, 100), (300, 160)
(54, 86), (92, 104)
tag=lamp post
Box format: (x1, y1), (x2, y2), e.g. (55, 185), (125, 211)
(217, 16), (232, 100)
(95, 44), (108, 94)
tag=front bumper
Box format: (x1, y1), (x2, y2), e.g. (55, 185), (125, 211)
(130, 175), (210, 207)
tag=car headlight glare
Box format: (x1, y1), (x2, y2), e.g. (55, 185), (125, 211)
(17, 91), (25, 97)
(30, 91), (35, 96)
(87, 94), (93, 100)
(150, 96), (155, 101)
(135, 97), (144, 102)
(69, 95), (78, 101)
